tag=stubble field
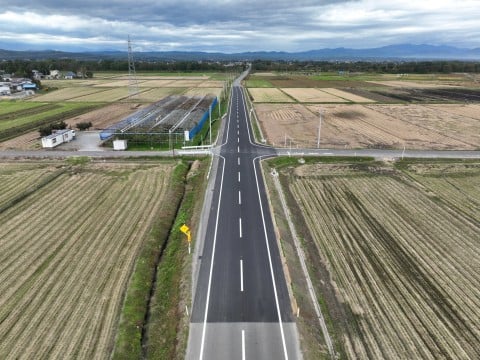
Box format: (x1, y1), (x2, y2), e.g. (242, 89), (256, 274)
(0, 160), (178, 359)
(254, 103), (480, 149)
(275, 159), (480, 359)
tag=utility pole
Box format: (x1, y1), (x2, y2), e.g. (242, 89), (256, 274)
(317, 109), (323, 148)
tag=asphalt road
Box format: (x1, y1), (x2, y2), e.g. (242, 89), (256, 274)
(186, 85), (301, 359)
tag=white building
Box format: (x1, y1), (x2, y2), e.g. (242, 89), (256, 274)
(113, 139), (128, 150)
(0, 85), (10, 95)
(41, 129), (76, 148)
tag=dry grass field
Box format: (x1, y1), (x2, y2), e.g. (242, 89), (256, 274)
(275, 159), (480, 359)
(281, 88), (348, 103)
(0, 160), (177, 359)
(254, 103), (480, 149)
(32, 87), (105, 102)
(248, 88), (295, 102)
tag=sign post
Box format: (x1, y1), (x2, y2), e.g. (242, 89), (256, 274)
(180, 224), (191, 254)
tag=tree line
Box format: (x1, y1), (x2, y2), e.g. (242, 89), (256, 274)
(252, 60), (480, 73)
(1, 59), (242, 77)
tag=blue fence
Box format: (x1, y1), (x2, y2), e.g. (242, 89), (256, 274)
(188, 97), (218, 140)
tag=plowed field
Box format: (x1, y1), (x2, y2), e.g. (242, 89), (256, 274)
(278, 160), (480, 359)
(0, 160), (177, 359)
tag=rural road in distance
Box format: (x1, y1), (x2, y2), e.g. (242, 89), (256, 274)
(185, 71), (302, 359)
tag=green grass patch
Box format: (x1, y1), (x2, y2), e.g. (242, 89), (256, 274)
(65, 156), (91, 166)
(245, 78), (274, 87)
(0, 101), (50, 116)
(268, 156), (375, 169)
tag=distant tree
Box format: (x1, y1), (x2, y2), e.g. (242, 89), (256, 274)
(76, 121), (92, 131)
(38, 121), (67, 137)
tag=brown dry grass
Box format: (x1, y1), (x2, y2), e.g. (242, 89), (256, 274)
(281, 88), (347, 103)
(248, 88), (294, 102)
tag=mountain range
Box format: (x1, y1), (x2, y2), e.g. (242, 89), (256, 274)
(1, 44), (480, 62)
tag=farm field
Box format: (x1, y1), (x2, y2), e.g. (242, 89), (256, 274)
(248, 87), (294, 102)
(281, 88), (348, 103)
(272, 158), (480, 359)
(0, 102), (100, 142)
(0, 160), (179, 359)
(254, 103), (480, 150)
(32, 87), (105, 102)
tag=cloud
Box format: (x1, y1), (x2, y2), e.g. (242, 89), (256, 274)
(0, 1), (479, 52)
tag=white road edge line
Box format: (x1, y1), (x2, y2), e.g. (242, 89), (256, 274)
(240, 259), (244, 292)
(242, 329), (246, 360)
(253, 155), (289, 360)
(199, 155), (226, 360)
(239, 217), (242, 238)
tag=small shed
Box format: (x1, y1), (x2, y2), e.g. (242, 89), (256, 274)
(0, 85), (10, 95)
(113, 139), (128, 150)
(64, 71), (76, 80)
(42, 129), (76, 148)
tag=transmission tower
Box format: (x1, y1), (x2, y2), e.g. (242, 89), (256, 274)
(127, 35), (139, 100)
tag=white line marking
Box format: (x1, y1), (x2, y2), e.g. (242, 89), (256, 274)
(199, 156), (226, 360)
(240, 259), (244, 292)
(239, 190), (242, 205)
(238, 137), (240, 143)
(239, 217), (242, 238)
(237, 130), (239, 136)
(237, 146), (240, 153)
(242, 330), (246, 360)
(238, 157), (240, 166)
(238, 171), (241, 182)
(252, 155), (289, 360)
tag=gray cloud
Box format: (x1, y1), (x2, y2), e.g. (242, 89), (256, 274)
(0, 0), (479, 52)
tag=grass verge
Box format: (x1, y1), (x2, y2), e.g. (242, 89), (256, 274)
(144, 157), (209, 359)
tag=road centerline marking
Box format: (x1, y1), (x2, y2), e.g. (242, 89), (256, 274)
(239, 217), (242, 238)
(240, 259), (244, 292)
(238, 171), (241, 182)
(239, 190), (242, 205)
(238, 157), (240, 166)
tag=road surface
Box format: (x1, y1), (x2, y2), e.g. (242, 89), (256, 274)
(186, 82), (302, 359)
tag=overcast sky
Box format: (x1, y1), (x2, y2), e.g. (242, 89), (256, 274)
(1, 0), (479, 52)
